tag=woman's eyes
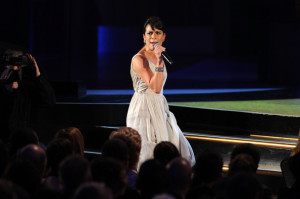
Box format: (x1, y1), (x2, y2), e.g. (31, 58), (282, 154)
(147, 31), (161, 35)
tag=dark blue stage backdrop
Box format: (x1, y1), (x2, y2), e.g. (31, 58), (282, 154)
(1, 0), (300, 90)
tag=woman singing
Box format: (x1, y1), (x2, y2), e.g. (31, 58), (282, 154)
(126, 16), (195, 167)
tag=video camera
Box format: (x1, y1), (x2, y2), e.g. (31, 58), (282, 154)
(2, 54), (30, 68)
(0, 49), (35, 84)
(1, 48), (32, 68)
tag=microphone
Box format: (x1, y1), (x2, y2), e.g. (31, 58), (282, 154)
(154, 43), (173, 65)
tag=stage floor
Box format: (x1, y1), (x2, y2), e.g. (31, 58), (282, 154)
(59, 87), (300, 116)
(83, 88), (300, 116)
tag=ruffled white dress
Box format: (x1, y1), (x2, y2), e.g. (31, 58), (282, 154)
(126, 54), (195, 167)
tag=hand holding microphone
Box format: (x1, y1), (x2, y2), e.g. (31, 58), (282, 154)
(154, 43), (174, 65)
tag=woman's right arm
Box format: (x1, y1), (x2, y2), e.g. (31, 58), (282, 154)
(132, 55), (164, 94)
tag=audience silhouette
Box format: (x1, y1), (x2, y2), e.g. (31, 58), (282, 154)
(91, 157), (127, 198)
(109, 127), (141, 189)
(153, 141), (180, 166)
(192, 149), (223, 187)
(18, 144), (47, 180)
(136, 159), (167, 199)
(42, 138), (73, 193)
(73, 182), (113, 199)
(278, 152), (300, 199)
(166, 157), (192, 199)
(102, 139), (129, 171)
(59, 154), (91, 199)
(0, 179), (30, 199)
(227, 172), (263, 199)
(3, 158), (41, 198)
(55, 127), (84, 156)
(0, 125), (296, 199)
(8, 127), (39, 159)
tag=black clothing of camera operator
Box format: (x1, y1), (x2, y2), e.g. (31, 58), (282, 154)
(0, 49), (55, 142)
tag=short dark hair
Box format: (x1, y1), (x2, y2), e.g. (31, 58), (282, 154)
(59, 155), (90, 191)
(153, 141), (180, 166)
(193, 149), (223, 184)
(109, 127), (141, 170)
(102, 139), (129, 163)
(143, 16), (165, 33)
(46, 138), (73, 176)
(228, 153), (257, 176)
(136, 159), (167, 197)
(231, 144), (260, 171)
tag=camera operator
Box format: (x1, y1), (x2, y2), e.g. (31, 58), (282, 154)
(0, 48), (56, 142)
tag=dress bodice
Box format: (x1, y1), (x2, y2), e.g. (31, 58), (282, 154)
(130, 54), (167, 94)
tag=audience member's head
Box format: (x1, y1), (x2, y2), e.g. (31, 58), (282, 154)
(0, 139), (9, 177)
(59, 155), (91, 196)
(109, 127), (141, 171)
(226, 172), (263, 199)
(55, 127), (84, 156)
(102, 139), (129, 170)
(193, 149), (223, 186)
(3, 158), (41, 198)
(228, 153), (257, 176)
(137, 159), (167, 199)
(91, 157), (127, 198)
(231, 143), (260, 171)
(46, 138), (73, 177)
(166, 157), (192, 198)
(73, 182), (113, 199)
(153, 141), (180, 166)
(8, 127), (39, 158)
(18, 144), (47, 179)
(0, 179), (30, 199)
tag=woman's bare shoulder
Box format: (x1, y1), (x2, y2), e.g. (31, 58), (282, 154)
(132, 52), (148, 69)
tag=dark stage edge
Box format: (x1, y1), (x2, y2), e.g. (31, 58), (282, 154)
(51, 87), (300, 138)
(47, 86), (300, 140)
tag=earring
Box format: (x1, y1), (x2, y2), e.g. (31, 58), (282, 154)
(143, 39), (146, 44)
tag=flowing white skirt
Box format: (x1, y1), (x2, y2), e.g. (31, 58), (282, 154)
(126, 91), (195, 167)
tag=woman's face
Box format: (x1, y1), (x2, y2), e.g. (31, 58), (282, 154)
(143, 24), (166, 51)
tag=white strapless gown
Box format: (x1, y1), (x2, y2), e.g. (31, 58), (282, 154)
(126, 54), (195, 167)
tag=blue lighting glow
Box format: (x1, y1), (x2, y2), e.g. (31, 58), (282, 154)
(97, 26), (139, 54)
(98, 26), (112, 53)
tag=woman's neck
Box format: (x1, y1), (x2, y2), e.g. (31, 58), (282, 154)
(143, 47), (155, 59)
